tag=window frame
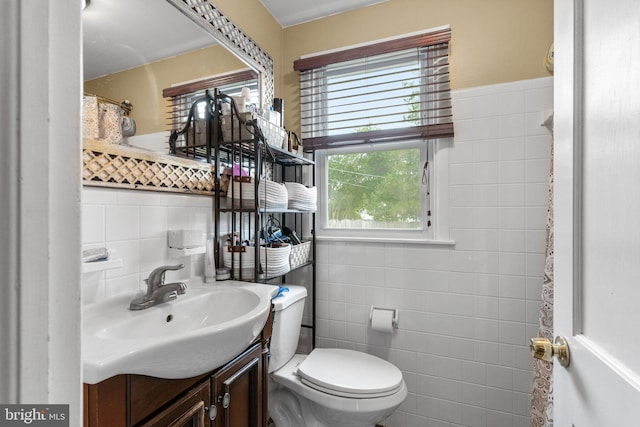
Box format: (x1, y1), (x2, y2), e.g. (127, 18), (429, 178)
(315, 138), (452, 244)
(297, 27), (454, 244)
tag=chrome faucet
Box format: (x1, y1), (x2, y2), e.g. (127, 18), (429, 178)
(129, 264), (187, 310)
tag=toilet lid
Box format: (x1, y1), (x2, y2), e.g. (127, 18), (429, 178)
(296, 348), (403, 398)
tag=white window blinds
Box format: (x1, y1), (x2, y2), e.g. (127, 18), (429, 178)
(294, 28), (453, 151)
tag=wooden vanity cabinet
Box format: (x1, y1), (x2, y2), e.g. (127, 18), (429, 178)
(209, 306), (273, 427)
(211, 342), (263, 427)
(138, 379), (210, 427)
(84, 309), (274, 427)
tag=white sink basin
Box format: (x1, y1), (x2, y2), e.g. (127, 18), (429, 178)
(83, 280), (278, 384)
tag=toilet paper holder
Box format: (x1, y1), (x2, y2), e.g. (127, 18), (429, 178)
(369, 306), (399, 329)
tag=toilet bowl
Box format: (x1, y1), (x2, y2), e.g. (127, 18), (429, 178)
(268, 285), (407, 427)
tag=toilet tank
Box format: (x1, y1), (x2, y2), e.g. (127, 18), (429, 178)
(269, 285), (307, 372)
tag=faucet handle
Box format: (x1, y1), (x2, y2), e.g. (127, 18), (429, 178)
(148, 264), (185, 287)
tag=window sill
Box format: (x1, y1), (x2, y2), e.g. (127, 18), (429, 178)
(315, 235), (455, 246)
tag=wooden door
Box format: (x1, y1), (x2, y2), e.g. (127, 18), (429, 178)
(211, 343), (263, 427)
(138, 380), (210, 427)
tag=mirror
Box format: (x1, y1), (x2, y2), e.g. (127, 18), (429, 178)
(83, 0), (273, 141)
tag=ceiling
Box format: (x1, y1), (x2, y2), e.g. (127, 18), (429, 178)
(83, 0), (385, 80)
(259, 0), (386, 28)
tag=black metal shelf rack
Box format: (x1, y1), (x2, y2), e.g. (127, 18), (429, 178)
(169, 89), (316, 348)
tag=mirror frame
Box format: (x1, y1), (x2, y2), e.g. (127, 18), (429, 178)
(83, 0), (274, 196)
(167, 0), (274, 105)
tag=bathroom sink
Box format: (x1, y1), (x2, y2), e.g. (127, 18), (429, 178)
(83, 280), (278, 384)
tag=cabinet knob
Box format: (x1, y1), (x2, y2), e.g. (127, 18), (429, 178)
(205, 404), (217, 421)
(219, 392), (231, 409)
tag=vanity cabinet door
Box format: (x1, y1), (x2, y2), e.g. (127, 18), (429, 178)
(137, 379), (210, 427)
(130, 374), (208, 425)
(211, 343), (263, 427)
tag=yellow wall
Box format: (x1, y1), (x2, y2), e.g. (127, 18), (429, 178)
(213, 0), (285, 93)
(84, 45), (247, 135)
(282, 0), (553, 133)
(84, 0), (552, 136)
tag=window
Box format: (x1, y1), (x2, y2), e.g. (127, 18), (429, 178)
(316, 141), (435, 240)
(295, 28), (453, 242)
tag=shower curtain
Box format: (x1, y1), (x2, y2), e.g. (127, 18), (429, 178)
(530, 142), (554, 427)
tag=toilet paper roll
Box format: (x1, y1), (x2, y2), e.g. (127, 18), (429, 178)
(370, 308), (395, 333)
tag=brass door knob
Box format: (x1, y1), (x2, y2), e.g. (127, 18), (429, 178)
(530, 336), (571, 367)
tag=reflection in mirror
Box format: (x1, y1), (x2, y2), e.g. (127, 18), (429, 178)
(83, 0), (214, 81)
(82, 0), (259, 152)
(167, 0), (274, 104)
(163, 69), (259, 153)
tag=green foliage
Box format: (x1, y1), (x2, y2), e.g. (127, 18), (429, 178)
(403, 81), (421, 126)
(326, 82), (423, 225)
(327, 147), (421, 223)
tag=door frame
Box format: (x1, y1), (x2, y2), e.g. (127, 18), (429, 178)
(0, 0), (82, 423)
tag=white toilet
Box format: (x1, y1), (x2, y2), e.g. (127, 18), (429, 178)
(268, 285), (407, 427)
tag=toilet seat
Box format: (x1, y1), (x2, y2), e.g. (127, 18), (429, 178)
(271, 353), (408, 421)
(296, 348), (403, 398)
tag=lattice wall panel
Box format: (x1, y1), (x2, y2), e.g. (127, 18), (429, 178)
(167, 0), (275, 104)
(82, 139), (215, 195)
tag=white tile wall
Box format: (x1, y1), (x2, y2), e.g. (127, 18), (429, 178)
(79, 76), (552, 426)
(81, 187), (213, 305)
(314, 78), (553, 427)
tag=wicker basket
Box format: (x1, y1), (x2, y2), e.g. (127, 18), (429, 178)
(289, 241), (312, 269)
(223, 243), (291, 279)
(220, 112), (254, 141)
(220, 113), (286, 149)
(257, 116), (287, 149)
